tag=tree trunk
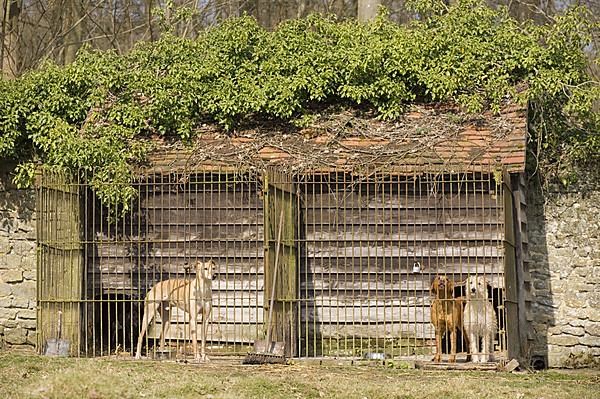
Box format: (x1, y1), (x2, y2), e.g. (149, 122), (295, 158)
(357, 0), (380, 21)
(1, 0), (20, 78)
(63, 0), (85, 65)
(256, 0), (271, 28)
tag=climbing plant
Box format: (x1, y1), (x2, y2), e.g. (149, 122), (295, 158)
(0, 0), (597, 207)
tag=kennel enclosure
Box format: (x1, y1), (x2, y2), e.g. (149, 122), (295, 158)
(35, 105), (531, 362)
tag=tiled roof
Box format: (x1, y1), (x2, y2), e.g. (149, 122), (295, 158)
(143, 104), (527, 174)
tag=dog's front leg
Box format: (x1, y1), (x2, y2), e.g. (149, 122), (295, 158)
(200, 302), (211, 362)
(449, 328), (457, 363)
(433, 326), (444, 363)
(482, 332), (493, 363)
(189, 299), (200, 362)
(468, 332), (479, 363)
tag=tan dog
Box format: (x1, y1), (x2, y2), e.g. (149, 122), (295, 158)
(135, 260), (216, 362)
(430, 275), (465, 363)
(464, 275), (497, 363)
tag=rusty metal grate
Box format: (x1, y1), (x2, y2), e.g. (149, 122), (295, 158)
(36, 166), (507, 362)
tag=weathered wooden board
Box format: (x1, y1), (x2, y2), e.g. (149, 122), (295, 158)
(90, 258), (265, 274)
(91, 275), (264, 293)
(301, 305), (429, 324)
(146, 209), (263, 225)
(306, 322), (435, 339)
(305, 227), (503, 242)
(306, 244), (503, 258)
(92, 241), (264, 258)
(304, 192), (501, 210)
(93, 224), (264, 242)
(143, 191), (263, 209)
(305, 259), (504, 276)
(147, 322), (263, 343)
(305, 296), (429, 307)
(301, 274), (504, 292)
(158, 305), (265, 324)
(305, 207), (502, 225)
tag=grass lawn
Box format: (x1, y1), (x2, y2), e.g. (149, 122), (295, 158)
(0, 352), (598, 399)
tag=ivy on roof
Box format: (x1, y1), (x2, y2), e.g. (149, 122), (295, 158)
(0, 0), (598, 208)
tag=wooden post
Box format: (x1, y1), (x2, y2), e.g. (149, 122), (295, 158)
(263, 169), (298, 357)
(36, 168), (83, 356)
(503, 170), (522, 362)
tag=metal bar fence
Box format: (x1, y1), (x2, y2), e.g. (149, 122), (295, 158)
(36, 166), (506, 362)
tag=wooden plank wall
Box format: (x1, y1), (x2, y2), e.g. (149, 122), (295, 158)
(85, 172), (265, 347)
(298, 172), (505, 356)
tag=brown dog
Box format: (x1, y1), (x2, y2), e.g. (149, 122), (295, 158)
(135, 260), (216, 362)
(430, 275), (465, 363)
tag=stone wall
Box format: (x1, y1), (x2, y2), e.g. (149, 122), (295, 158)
(0, 164), (37, 350)
(527, 185), (600, 368)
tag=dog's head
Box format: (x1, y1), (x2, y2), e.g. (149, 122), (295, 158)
(466, 275), (488, 299)
(195, 259), (217, 281)
(430, 275), (454, 299)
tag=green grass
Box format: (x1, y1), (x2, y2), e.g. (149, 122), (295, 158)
(0, 352), (598, 399)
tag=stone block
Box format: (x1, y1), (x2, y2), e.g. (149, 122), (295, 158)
(548, 335), (579, 346)
(588, 292), (600, 309)
(547, 345), (571, 368)
(17, 309), (36, 319)
(0, 320), (17, 328)
(2, 254), (23, 269)
(565, 292), (586, 308)
(24, 229), (36, 241)
(579, 335), (600, 347)
(0, 308), (17, 320)
(1, 270), (23, 283)
(19, 256), (35, 272)
(25, 330), (36, 345)
(16, 318), (36, 330)
(562, 326), (585, 336)
(11, 281), (35, 300)
(569, 319), (586, 327)
(4, 327), (27, 345)
(11, 297), (29, 308)
(0, 282), (11, 297)
(0, 239), (12, 255)
(584, 322), (600, 336)
(23, 270), (36, 280)
(583, 308), (600, 322)
(0, 297), (11, 307)
(11, 240), (35, 256)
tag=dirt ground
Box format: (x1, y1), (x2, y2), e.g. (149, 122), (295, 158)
(0, 352), (598, 399)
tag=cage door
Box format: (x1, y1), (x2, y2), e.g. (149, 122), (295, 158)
(264, 169), (298, 357)
(36, 169), (83, 355)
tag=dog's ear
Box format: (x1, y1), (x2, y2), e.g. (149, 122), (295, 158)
(430, 277), (438, 296)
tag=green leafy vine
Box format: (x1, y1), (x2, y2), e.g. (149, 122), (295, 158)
(0, 0), (597, 207)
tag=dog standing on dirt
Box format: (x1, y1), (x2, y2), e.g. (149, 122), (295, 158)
(135, 260), (216, 362)
(430, 275), (465, 363)
(463, 275), (497, 363)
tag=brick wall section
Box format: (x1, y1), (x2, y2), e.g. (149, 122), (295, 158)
(528, 187), (600, 367)
(0, 164), (37, 350)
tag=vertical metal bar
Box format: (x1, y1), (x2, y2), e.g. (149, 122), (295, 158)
(35, 169), (42, 353)
(419, 172), (424, 358)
